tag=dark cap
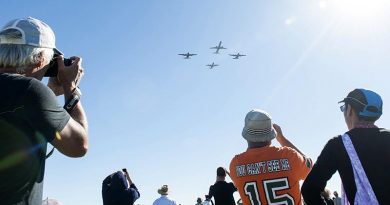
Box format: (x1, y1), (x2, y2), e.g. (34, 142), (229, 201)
(339, 88), (383, 118)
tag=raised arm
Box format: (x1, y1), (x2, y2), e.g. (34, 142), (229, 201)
(49, 56), (88, 157)
(273, 124), (306, 156)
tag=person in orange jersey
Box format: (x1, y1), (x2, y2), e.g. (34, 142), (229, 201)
(230, 109), (312, 205)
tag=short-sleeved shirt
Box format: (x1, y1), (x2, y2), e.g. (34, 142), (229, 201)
(0, 73), (70, 204)
(208, 181), (237, 205)
(230, 146), (312, 205)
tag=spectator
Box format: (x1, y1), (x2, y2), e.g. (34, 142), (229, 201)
(302, 88), (390, 204)
(102, 169), (140, 205)
(207, 167), (237, 205)
(196, 197), (202, 205)
(321, 188), (334, 205)
(229, 109), (312, 205)
(0, 17), (88, 204)
(152, 185), (177, 205)
(203, 195), (214, 205)
(333, 191), (342, 205)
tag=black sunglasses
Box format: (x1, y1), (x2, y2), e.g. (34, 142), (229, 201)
(340, 104), (347, 112)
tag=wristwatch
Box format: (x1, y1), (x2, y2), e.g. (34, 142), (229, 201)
(64, 87), (82, 113)
(72, 86), (82, 98)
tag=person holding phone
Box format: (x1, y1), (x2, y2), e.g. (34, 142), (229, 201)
(102, 169), (140, 205)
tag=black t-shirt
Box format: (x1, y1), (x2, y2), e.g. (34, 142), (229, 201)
(302, 128), (390, 205)
(0, 73), (70, 204)
(208, 181), (237, 205)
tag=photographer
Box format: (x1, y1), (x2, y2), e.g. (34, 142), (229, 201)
(102, 169), (140, 205)
(0, 17), (88, 204)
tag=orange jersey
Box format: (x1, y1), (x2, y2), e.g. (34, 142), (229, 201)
(230, 146), (312, 205)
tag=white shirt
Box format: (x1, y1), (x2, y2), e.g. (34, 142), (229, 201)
(152, 195), (177, 205)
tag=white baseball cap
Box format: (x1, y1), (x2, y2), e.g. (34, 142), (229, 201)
(0, 17), (62, 54)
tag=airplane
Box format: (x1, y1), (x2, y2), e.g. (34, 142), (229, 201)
(229, 53), (246, 59)
(178, 52), (197, 59)
(210, 41), (227, 54)
(206, 62), (218, 69)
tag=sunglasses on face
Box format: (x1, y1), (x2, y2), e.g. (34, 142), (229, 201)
(340, 104), (347, 112)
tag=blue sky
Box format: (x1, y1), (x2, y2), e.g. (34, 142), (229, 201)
(2, 0), (390, 204)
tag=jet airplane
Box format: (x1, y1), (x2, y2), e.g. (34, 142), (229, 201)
(178, 52), (197, 59)
(206, 62), (218, 69)
(210, 41), (226, 54)
(229, 53), (246, 59)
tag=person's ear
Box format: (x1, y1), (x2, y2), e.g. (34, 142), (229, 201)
(347, 104), (353, 116)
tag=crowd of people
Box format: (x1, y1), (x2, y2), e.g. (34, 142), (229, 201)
(0, 16), (389, 205)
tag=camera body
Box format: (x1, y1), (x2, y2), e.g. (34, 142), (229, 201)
(44, 55), (72, 77)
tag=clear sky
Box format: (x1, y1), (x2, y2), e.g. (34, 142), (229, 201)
(2, 0), (390, 204)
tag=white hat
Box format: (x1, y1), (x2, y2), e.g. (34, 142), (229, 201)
(242, 109), (276, 142)
(0, 17), (62, 54)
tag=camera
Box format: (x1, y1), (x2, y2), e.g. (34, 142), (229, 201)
(44, 54), (72, 77)
(122, 168), (127, 173)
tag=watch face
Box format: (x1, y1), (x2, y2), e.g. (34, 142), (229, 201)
(64, 94), (80, 113)
(73, 87), (82, 98)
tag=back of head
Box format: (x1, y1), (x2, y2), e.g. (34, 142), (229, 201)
(0, 17), (58, 71)
(242, 109), (276, 143)
(340, 88), (383, 122)
(333, 191), (339, 197)
(158, 185), (169, 195)
(102, 171), (129, 205)
(216, 167), (226, 177)
(110, 171), (127, 191)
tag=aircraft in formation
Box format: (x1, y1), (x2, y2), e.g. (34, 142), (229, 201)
(206, 62), (218, 69)
(210, 41), (227, 54)
(229, 53), (246, 59)
(179, 41), (245, 69)
(178, 52), (197, 59)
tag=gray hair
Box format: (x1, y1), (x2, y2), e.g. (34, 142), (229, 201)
(0, 44), (54, 73)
